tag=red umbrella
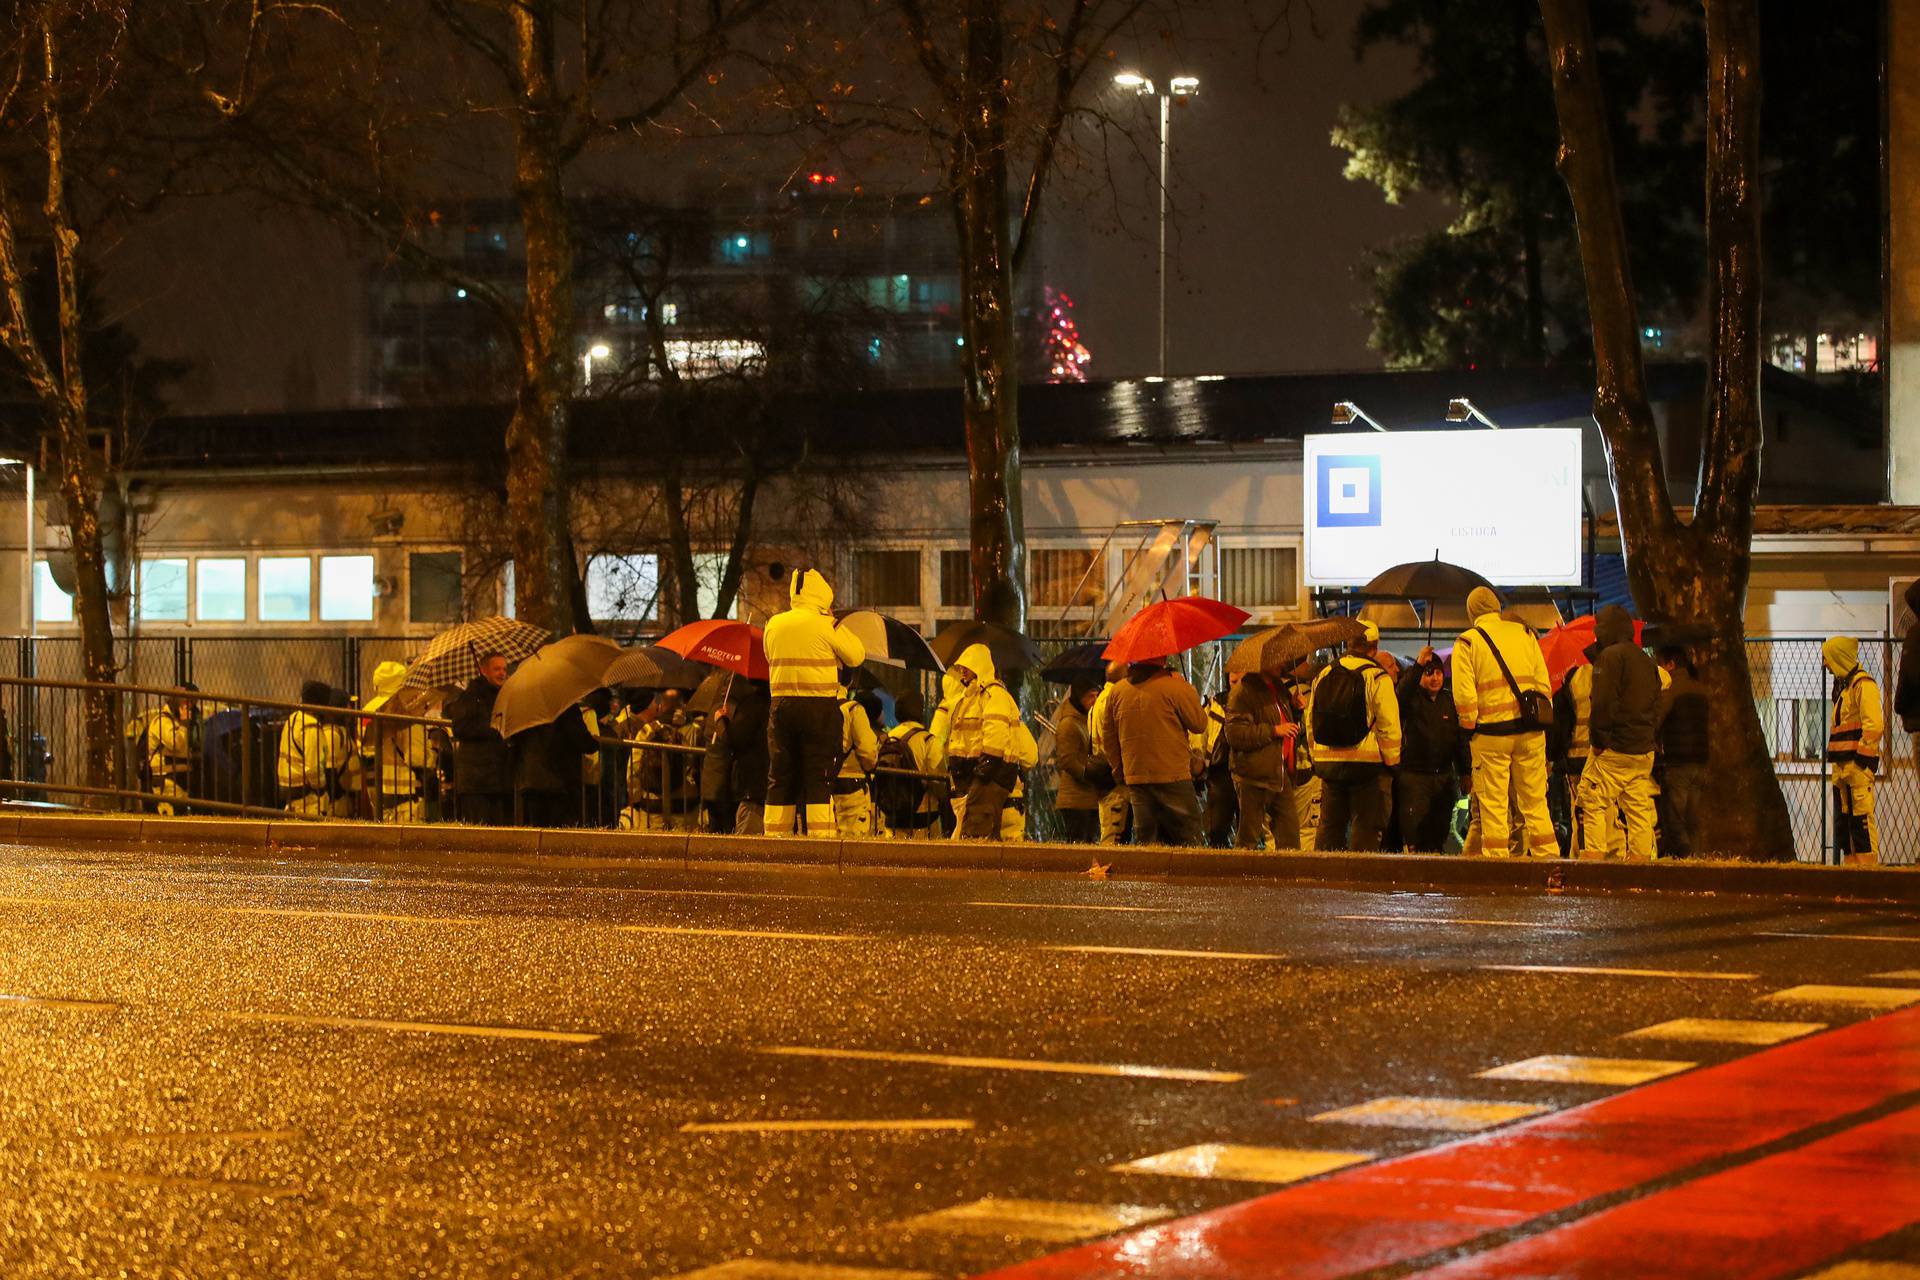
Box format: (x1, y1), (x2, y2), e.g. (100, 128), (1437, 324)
(656, 619), (769, 680)
(1541, 614), (1644, 691)
(1103, 596), (1251, 664)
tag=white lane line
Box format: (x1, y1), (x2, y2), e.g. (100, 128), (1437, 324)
(619, 925), (862, 942)
(80, 1169), (302, 1197)
(222, 1011), (601, 1043)
(1759, 931), (1920, 943)
(225, 907), (490, 926)
(1476, 1054), (1695, 1086)
(0, 993), (119, 1012)
(1762, 984), (1920, 1010)
(897, 1197), (1173, 1242)
(1337, 914), (1564, 930)
(1114, 1143), (1373, 1184)
(1044, 944), (1283, 961)
(1482, 963), (1759, 981)
(672, 1263), (938, 1280)
(757, 1045), (1245, 1084)
(679, 1118), (973, 1134)
(1622, 1017), (1826, 1046)
(966, 901), (1174, 914)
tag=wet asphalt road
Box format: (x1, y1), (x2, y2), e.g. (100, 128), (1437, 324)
(0, 840), (1916, 1279)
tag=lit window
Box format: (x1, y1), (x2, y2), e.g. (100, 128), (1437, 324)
(586, 554), (659, 622)
(33, 561), (72, 624)
(1029, 549), (1103, 609)
(319, 555), (376, 621)
(661, 302), (679, 325)
(847, 550), (921, 609)
(137, 559), (189, 621)
(1221, 547), (1300, 610)
(939, 550), (972, 608)
(259, 556), (312, 622)
(197, 558), (247, 622)
(409, 551), (463, 625)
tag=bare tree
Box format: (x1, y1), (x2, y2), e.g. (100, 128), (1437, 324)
(1540, 0), (1791, 857)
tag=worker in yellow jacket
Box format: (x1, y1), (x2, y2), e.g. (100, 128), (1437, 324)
(361, 660), (431, 824)
(1824, 635), (1883, 864)
(939, 643), (1023, 839)
(278, 680), (359, 819)
(763, 569), (865, 837)
(833, 679), (880, 837)
(1089, 661), (1130, 844)
(1304, 621), (1401, 851)
(1452, 587), (1558, 857)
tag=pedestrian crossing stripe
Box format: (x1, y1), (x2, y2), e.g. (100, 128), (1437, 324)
(1476, 1055), (1696, 1086)
(897, 1198), (1173, 1242)
(1762, 984), (1920, 1010)
(1801, 1264), (1920, 1280)
(1311, 1096), (1548, 1131)
(1114, 1144), (1373, 1184)
(670, 1263), (937, 1280)
(1621, 1017), (1827, 1045)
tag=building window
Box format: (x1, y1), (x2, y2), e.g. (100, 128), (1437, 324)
(1221, 546), (1299, 611)
(197, 558), (247, 622)
(319, 554), (376, 622)
(586, 553), (659, 623)
(940, 550), (972, 608)
(259, 556), (312, 622)
(409, 551), (463, 625)
(1029, 548), (1103, 609)
(847, 549), (921, 609)
(137, 558), (189, 622)
(33, 561), (72, 624)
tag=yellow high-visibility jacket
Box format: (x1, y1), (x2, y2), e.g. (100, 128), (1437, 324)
(765, 570), (865, 698)
(1305, 655), (1402, 767)
(1830, 667), (1885, 770)
(1452, 613), (1551, 732)
(277, 711), (355, 796)
(1562, 665), (1593, 760)
(946, 644), (1021, 761)
(839, 697), (879, 778)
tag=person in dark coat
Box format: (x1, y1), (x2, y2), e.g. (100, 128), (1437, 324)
(1655, 646), (1711, 857)
(1051, 679), (1104, 843)
(1896, 579), (1920, 733)
(720, 679), (772, 834)
(1222, 663), (1300, 850)
(510, 702), (596, 828)
(1580, 605), (1662, 860)
(446, 651), (512, 826)
(1395, 647), (1466, 853)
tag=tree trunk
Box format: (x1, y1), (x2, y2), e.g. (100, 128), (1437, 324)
(1540, 0), (1792, 858)
(951, 0), (1027, 633)
(506, 0), (581, 636)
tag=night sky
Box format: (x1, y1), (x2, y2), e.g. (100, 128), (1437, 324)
(106, 0), (1429, 415)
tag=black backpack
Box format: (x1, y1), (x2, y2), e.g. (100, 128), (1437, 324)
(1311, 661), (1378, 749)
(873, 729), (928, 828)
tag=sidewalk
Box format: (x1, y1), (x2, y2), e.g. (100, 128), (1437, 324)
(2, 807), (1913, 903)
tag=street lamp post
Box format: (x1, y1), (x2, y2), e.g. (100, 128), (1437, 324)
(1116, 71), (1200, 379)
(583, 342), (612, 391)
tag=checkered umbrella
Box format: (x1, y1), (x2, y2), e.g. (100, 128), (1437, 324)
(402, 617), (552, 691)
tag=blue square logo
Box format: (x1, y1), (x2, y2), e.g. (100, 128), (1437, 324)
(1316, 454), (1382, 527)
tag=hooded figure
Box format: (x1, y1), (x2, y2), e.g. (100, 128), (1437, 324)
(1823, 633), (1883, 863)
(1897, 581), (1920, 733)
(762, 569), (865, 837)
(278, 679), (358, 819)
(1576, 605), (1661, 862)
(361, 659), (432, 824)
(937, 642), (1024, 839)
(1451, 585), (1558, 858)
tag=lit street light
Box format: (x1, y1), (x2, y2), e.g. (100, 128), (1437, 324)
(1116, 69), (1200, 379)
(583, 342), (612, 390)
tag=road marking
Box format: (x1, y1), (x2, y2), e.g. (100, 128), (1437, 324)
(1622, 1017), (1827, 1046)
(620, 925), (862, 942)
(1804, 1265), (1920, 1280)
(1483, 963), (1758, 981)
(899, 1198), (1173, 1242)
(1115, 1144), (1373, 1184)
(1043, 944), (1283, 961)
(225, 906), (490, 926)
(679, 1118), (973, 1135)
(100, 1129), (298, 1144)
(1337, 914), (1562, 930)
(252, 874), (376, 885)
(81, 1170), (301, 1198)
(0, 993), (118, 1012)
(1311, 1096), (1548, 1132)
(757, 1045), (1244, 1083)
(1873, 969), (1920, 980)
(966, 901), (1172, 914)
(1476, 1055), (1696, 1086)
(223, 1011), (600, 1043)
(1759, 931), (1920, 943)
(1762, 984), (1920, 1010)
(672, 1263), (938, 1280)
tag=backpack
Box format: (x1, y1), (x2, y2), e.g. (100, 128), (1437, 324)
(873, 729), (928, 829)
(1311, 660), (1377, 749)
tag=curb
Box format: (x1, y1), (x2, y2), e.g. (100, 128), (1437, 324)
(1, 808), (1914, 903)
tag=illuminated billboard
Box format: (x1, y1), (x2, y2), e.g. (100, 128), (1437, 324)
(1302, 428), (1583, 586)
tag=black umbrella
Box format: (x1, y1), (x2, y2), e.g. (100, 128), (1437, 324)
(1362, 557), (1493, 601)
(603, 644), (708, 690)
(1040, 640), (1110, 684)
(834, 610), (945, 671)
(929, 620), (1045, 674)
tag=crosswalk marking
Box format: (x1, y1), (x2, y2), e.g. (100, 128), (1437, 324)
(1763, 984), (1920, 1010)
(671, 1263), (937, 1280)
(619, 925), (862, 942)
(1311, 1096), (1548, 1132)
(897, 1197), (1173, 1242)
(679, 1119), (972, 1134)
(0, 993), (118, 1012)
(1482, 963), (1758, 981)
(757, 1045), (1244, 1083)
(1337, 914), (1563, 930)
(1476, 1054), (1695, 1086)
(1114, 1143), (1372, 1184)
(223, 1011), (601, 1043)
(1622, 1017), (1826, 1045)
(1043, 944), (1283, 961)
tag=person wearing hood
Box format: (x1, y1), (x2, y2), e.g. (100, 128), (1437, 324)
(763, 569), (865, 837)
(360, 660), (431, 824)
(1102, 656), (1208, 845)
(832, 669), (881, 837)
(1088, 660), (1130, 844)
(1577, 605), (1662, 860)
(1223, 659), (1301, 851)
(939, 643), (1024, 839)
(1824, 634), (1883, 864)
(876, 690), (945, 837)
(1051, 678), (1105, 843)
(1896, 580), (1920, 735)
(1305, 621), (1400, 852)
(278, 679), (358, 818)
(446, 651), (513, 825)
(127, 682), (201, 817)
(1655, 646), (1710, 857)
(1452, 586), (1557, 858)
